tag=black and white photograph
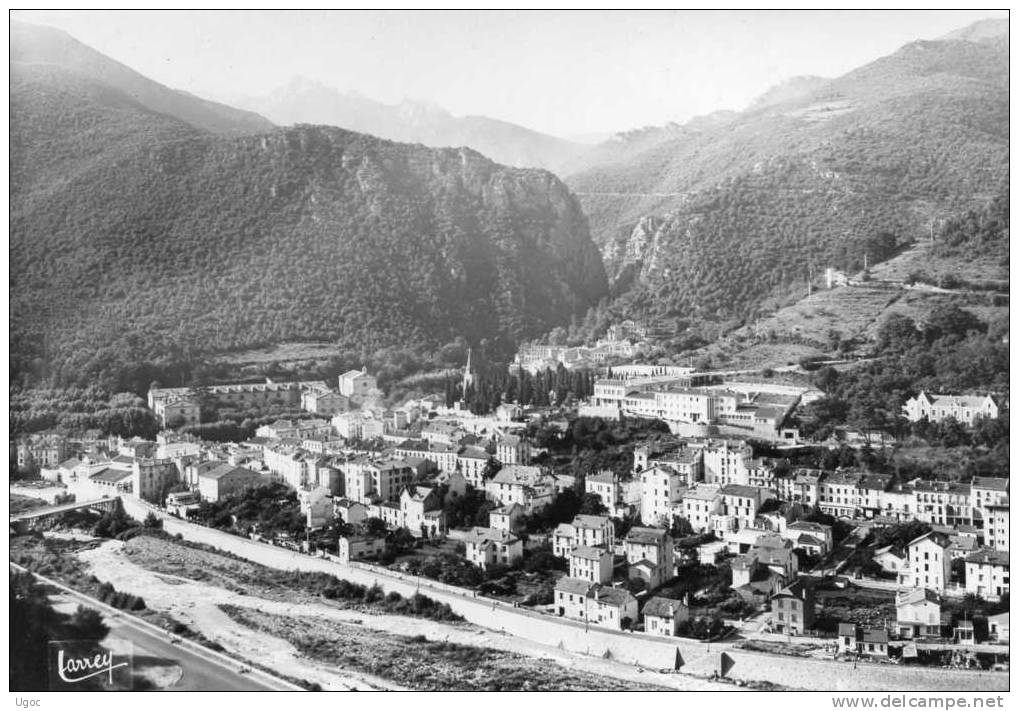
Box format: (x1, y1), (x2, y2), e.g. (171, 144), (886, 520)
(7, 8), (1011, 702)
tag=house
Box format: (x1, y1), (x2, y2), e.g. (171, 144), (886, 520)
(964, 549), (1010, 600)
(900, 531), (952, 593)
(719, 484), (770, 530)
(640, 464), (688, 526)
(197, 463), (265, 502)
(14, 431), (68, 470)
(338, 535), (385, 563)
(642, 596), (689, 637)
(697, 540), (727, 566)
(464, 527), (523, 570)
(300, 486), (335, 529)
(872, 545), (907, 576)
(488, 503), (525, 533)
(954, 620), (976, 646)
(817, 470), (863, 518)
(781, 520), (833, 556)
(485, 465), (553, 513)
(552, 514), (615, 557)
(770, 579), (815, 635)
(585, 470), (619, 512)
(585, 585), (640, 630)
(988, 612), (1009, 644)
(971, 477), (1008, 522)
(334, 498), (368, 526)
(983, 502), (1009, 552)
(495, 433), (531, 465)
(896, 588), (942, 639)
(912, 480), (972, 528)
(629, 559), (665, 590)
(153, 395), (201, 428)
(338, 368), (377, 402)
(400, 485), (444, 538)
(568, 545), (614, 584)
(83, 467), (134, 498)
(838, 624), (889, 657)
(131, 458), (180, 504)
(166, 490), (202, 518)
(554, 577), (593, 621)
(902, 392), (998, 425)
(456, 445), (491, 488)
(301, 387), (349, 416)
(680, 485), (722, 533)
(624, 527), (674, 572)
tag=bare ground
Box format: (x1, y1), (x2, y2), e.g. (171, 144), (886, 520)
(76, 537), (726, 691)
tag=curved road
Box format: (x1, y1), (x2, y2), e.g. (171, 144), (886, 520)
(12, 564), (299, 691)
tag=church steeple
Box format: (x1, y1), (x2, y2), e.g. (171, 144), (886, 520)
(462, 347), (475, 399)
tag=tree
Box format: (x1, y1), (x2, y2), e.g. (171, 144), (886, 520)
(143, 512), (163, 530)
(68, 605), (110, 640)
(363, 517), (388, 537)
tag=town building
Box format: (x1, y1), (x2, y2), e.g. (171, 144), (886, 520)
(568, 545), (614, 584)
(771, 579), (815, 635)
(485, 465), (553, 513)
(338, 368), (377, 403)
(895, 588), (942, 639)
(197, 463), (265, 502)
(131, 458), (180, 504)
(338, 535), (386, 563)
(624, 527), (674, 573)
(464, 527), (523, 570)
(984, 502), (1009, 552)
(640, 465), (687, 527)
(495, 434), (532, 465)
(301, 386), (349, 416)
(964, 549), (1010, 600)
(902, 392), (998, 425)
(901, 531), (953, 593)
(642, 596), (689, 637)
(552, 514), (615, 557)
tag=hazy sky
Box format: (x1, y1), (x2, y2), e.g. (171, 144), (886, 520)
(12, 9), (1008, 137)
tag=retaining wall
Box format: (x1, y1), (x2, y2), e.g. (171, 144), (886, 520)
(119, 496), (1007, 691)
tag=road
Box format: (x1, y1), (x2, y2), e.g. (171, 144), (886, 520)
(13, 564), (298, 691)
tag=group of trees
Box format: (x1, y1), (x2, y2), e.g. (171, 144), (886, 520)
(10, 387), (158, 438)
(10, 572), (114, 691)
(194, 483), (305, 539)
(798, 304), (1008, 448)
(444, 364), (598, 414)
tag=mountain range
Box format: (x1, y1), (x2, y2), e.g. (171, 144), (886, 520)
(563, 19), (1008, 333)
(8, 17), (1010, 392)
(10, 21), (607, 393)
(224, 77), (586, 171)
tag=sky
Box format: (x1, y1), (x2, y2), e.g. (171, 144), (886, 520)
(11, 9), (1009, 138)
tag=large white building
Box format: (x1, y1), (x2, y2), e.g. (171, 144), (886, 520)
(902, 392), (998, 425)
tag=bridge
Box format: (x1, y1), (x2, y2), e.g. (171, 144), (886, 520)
(10, 496), (121, 533)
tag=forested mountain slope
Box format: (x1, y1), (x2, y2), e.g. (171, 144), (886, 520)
(10, 42), (608, 393)
(564, 26), (1008, 331)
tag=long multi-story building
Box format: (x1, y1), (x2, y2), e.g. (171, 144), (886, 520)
(148, 380), (328, 413)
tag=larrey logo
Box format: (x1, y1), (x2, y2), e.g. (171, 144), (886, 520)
(56, 649), (129, 684)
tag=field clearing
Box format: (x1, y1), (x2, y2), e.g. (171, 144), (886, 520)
(214, 342), (339, 366)
(221, 605), (667, 691)
(868, 242), (1008, 285)
(10, 493), (49, 514)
